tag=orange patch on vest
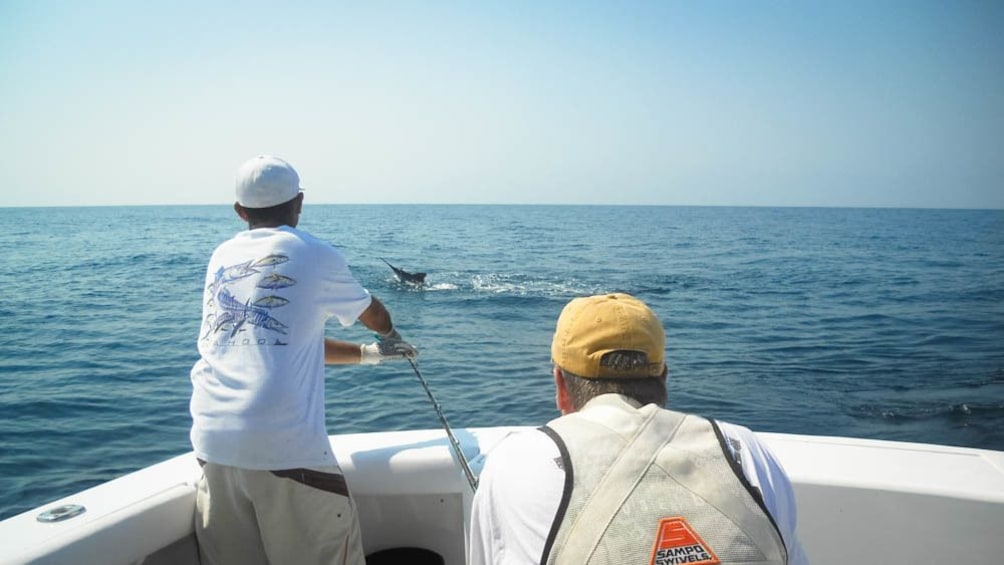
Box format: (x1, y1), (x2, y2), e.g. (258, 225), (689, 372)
(648, 517), (721, 565)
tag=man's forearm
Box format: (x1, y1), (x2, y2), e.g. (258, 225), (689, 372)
(324, 338), (362, 364)
(357, 295), (394, 335)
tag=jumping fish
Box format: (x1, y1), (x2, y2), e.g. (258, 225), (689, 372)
(381, 258), (426, 285)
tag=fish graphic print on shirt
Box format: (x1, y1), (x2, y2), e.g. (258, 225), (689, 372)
(200, 253), (295, 346)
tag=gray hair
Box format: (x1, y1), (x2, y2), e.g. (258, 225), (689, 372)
(558, 366), (667, 411)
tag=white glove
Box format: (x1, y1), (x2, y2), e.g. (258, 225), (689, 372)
(359, 329), (418, 364)
(359, 343), (388, 364)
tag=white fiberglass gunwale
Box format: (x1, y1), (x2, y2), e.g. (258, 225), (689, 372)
(1, 428), (1003, 565)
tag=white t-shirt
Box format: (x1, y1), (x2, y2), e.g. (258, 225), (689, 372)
(190, 226), (372, 470)
(469, 421), (810, 565)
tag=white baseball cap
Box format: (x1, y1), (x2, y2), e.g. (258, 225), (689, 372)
(235, 155), (303, 208)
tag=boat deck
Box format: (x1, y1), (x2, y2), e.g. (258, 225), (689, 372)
(2, 428), (1003, 565)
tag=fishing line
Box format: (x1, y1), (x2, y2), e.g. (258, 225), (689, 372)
(406, 357), (479, 492)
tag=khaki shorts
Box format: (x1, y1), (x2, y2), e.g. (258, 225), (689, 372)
(195, 461), (365, 565)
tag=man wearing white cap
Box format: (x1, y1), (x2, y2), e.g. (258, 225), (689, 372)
(469, 293), (809, 565)
(189, 155), (417, 565)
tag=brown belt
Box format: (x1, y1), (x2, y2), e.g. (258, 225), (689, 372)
(197, 459), (350, 497)
(270, 468), (350, 497)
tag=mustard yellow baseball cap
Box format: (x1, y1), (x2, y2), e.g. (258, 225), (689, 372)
(551, 293), (665, 378)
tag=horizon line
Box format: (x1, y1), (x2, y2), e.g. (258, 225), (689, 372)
(2, 202), (1002, 212)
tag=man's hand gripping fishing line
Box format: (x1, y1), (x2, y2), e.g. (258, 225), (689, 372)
(360, 328), (419, 364)
(360, 328), (477, 491)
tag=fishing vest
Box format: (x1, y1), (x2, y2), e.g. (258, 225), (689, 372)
(541, 394), (787, 565)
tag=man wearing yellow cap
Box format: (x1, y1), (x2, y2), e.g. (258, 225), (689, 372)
(469, 293), (808, 565)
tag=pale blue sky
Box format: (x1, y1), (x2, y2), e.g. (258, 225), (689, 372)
(1, 1), (1002, 208)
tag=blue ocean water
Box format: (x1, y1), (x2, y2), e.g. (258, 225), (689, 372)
(1, 205), (1002, 520)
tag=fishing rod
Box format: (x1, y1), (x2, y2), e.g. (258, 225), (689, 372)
(406, 357), (479, 492)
